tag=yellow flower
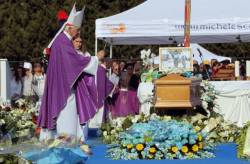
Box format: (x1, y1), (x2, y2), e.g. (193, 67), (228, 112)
(198, 142), (203, 149)
(192, 145), (199, 152)
(127, 144), (133, 149)
(181, 146), (189, 153)
(197, 134), (203, 142)
(194, 126), (201, 132)
(149, 147), (156, 154)
(136, 144), (144, 151)
(187, 152), (194, 158)
(171, 146), (178, 153)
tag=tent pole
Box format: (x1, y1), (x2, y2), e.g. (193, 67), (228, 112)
(109, 44), (113, 76)
(110, 44), (113, 59)
(184, 0), (191, 47)
(95, 37), (98, 56)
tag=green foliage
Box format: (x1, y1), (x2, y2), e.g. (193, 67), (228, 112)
(0, 0), (144, 61)
(236, 122), (250, 159)
(122, 117), (133, 130)
(0, 154), (31, 164)
(0, 0), (250, 61)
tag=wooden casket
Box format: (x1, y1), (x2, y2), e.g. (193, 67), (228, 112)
(154, 74), (201, 109)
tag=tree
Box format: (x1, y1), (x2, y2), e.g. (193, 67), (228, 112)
(0, 0), (249, 62)
(0, 0), (144, 61)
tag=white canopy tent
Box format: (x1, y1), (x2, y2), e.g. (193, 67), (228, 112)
(95, 0), (250, 55)
(191, 44), (231, 64)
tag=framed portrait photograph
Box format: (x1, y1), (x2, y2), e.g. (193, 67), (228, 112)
(159, 47), (193, 72)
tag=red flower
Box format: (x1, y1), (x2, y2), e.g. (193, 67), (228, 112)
(35, 127), (41, 135)
(43, 48), (51, 56)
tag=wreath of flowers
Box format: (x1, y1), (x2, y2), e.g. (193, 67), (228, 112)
(107, 119), (214, 160)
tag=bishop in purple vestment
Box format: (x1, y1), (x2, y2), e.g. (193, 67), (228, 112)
(38, 5), (112, 143)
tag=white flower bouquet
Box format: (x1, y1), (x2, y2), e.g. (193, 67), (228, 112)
(200, 80), (218, 117)
(0, 99), (37, 145)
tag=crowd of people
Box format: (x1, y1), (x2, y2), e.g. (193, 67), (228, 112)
(11, 53), (244, 118)
(9, 56), (144, 121)
(192, 59), (244, 80)
(10, 62), (46, 106)
(107, 60), (142, 118)
(9, 61), (143, 122)
(10, 55), (240, 118)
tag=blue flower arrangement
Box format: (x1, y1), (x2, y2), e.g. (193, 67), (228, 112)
(107, 120), (214, 160)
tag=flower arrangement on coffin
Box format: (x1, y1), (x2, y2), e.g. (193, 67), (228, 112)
(200, 81), (218, 117)
(140, 49), (154, 67)
(107, 120), (214, 160)
(237, 122), (250, 159)
(140, 49), (195, 79)
(140, 49), (161, 82)
(165, 67), (189, 76)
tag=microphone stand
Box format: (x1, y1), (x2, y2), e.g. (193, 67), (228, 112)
(197, 48), (211, 80)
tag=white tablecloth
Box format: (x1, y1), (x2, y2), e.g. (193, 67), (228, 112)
(210, 81), (250, 127)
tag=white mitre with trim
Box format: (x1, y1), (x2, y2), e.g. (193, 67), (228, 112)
(67, 7), (84, 28)
(46, 3), (85, 49)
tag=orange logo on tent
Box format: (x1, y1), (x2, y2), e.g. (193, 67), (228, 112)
(110, 23), (126, 34)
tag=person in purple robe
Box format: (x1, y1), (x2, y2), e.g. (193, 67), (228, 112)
(89, 59), (114, 127)
(111, 63), (140, 118)
(38, 4), (112, 145)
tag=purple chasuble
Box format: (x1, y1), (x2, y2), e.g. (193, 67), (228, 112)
(38, 33), (97, 130)
(96, 66), (114, 109)
(111, 90), (139, 118)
